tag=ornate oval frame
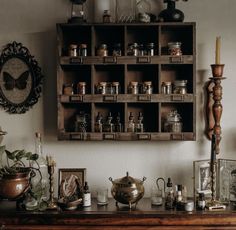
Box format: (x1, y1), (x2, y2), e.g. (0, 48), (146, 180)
(0, 41), (43, 114)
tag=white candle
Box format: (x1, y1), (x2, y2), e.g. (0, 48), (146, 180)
(215, 36), (221, 64)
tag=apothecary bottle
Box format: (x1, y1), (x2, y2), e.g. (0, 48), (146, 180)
(165, 177), (175, 210)
(31, 132), (49, 202)
(68, 44), (78, 57)
(112, 82), (120, 95)
(96, 82), (107, 94)
(135, 112), (144, 132)
(103, 112), (114, 132)
(83, 181), (91, 207)
(97, 44), (108, 56)
(114, 112), (123, 132)
(147, 43), (155, 56)
(197, 192), (206, 210)
(95, 112), (103, 132)
(142, 81), (153, 94)
(173, 80), (187, 94)
(127, 112), (135, 132)
(80, 44), (87, 57)
(112, 43), (122, 56)
(168, 42), (182, 56)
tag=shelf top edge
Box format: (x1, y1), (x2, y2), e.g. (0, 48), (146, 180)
(56, 22), (196, 27)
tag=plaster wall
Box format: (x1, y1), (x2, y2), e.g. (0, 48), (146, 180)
(0, 0), (235, 197)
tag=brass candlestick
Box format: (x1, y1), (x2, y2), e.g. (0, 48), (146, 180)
(46, 156), (58, 210)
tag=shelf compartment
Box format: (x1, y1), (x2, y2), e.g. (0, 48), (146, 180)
(57, 24), (92, 56)
(160, 64), (194, 94)
(126, 25), (159, 56)
(160, 24), (195, 55)
(60, 65), (92, 95)
(94, 65), (125, 94)
(94, 25), (125, 56)
(127, 103), (159, 132)
(60, 103), (91, 133)
(127, 65), (159, 94)
(161, 103), (194, 133)
(93, 103), (125, 133)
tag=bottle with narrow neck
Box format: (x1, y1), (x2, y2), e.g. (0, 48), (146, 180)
(127, 112), (135, 132)
(135, 112), (144, 132)
(32, 132), (49, 202)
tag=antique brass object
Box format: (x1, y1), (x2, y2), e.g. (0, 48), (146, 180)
(109, 172), (146, 209)
(0, 170), (30, 200)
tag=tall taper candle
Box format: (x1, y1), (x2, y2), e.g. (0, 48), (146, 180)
(215, 36), (221, 64)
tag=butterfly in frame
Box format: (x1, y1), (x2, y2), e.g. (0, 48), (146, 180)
(3, 70), (29, 91)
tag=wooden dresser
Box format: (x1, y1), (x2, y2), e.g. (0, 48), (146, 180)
(1, 198), (236, 229)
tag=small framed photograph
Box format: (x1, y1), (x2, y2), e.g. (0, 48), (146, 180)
(193, 160), (212, 197)
(58, 168), (86, 199)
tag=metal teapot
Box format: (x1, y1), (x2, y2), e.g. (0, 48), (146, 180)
(109, 172), (146, 209)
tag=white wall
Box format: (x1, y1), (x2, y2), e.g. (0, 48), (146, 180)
(0, 0), (236, 197)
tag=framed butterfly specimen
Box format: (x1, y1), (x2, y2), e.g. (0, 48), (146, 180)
(0, 41), (43, 113)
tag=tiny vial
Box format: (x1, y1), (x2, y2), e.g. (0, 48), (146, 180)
(80, 44), (87, 57)
(77, 82), (86, 95)
(197, 192), (206, 210)
(68, 44), (78, 57)
(103, 10), (111, 23)
(114, 112), (123, 132)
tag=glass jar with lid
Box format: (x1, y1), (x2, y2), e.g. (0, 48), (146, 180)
(147, 43), (155, 56)
(164, 110), (182, 133)
(112, 82), (120, 95)
(68, 44), (78, 57)
(127, 43), (139, 56)
(142, 81), (153, 94)
(97, 44), (108, 56)
(173, 80), (187, 94)
(96, 82), (107, 94)
(168, 42), (182, 56)
(112, 43), (122, 56)
(128, 81), (139, 94)
(77, 82), (86, 95)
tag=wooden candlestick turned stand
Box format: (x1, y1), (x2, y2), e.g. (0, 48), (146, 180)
(206, 64), (226, 155)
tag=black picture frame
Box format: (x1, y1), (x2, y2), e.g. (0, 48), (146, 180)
(0, 41), (43, 114)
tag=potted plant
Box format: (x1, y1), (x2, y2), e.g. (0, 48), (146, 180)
(0, 145), (40, 200)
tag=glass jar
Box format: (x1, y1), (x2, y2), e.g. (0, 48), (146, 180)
(164, 110), (182, 133)
(139, 44), (145, 56)
(103, 10), (111, 23)
(63, 84), (74, 95)
(127, 43), (139, 56)
(127, 112), (135, 132)
(161, 82), (172, 94)
(128, 81), (139, 94)
(173, 80), (187, 94)
(168, 42), (182, 56)
(142, 81), (153, 94)
(147, 43), (155, 56)
(136, 0), (151, 23)
(94, 112), (103, 133)
(96, 82), (107, 94)
(68, 44), (78, 57)
(112, 43), (122, 56)
(103, 112), (114, 132)
(77, 82), (86, 95)
(112, 82), (120, 94)
(75, 111), (87, 132)
(80, 44), (87, 57)
(97, 44), (108, 56)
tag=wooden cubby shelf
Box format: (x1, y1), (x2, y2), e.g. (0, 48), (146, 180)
(57, 22), (196, 141)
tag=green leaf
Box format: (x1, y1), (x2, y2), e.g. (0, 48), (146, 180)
(5, 150), (16, 160)
(30, 153), (39, 161)
(15, 150), (25, 161)
(25, 152), (32, 160)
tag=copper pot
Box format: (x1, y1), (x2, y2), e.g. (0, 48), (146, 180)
(109, 172), (146, 209)
(0, 169), (30, 200)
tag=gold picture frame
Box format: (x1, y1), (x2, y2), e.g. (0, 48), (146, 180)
(58, 168), (86, 199)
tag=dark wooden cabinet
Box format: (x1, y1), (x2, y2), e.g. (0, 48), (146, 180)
(1, 199), (236, 229)
(57, 22), (196, 141)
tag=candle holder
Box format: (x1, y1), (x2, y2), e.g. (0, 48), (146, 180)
(206, 64), (226, 155)
(47, 160), (58, 210)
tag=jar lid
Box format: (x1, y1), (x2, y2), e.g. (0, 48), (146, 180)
(69, 44), (78, 49)
(168, 42), (182, 48)
(164, 81), (172, 86)
(78, 82), (86, 85)
(144, 81), (152, 85)
(112, 82), (119, 86)
(80, 44), (87, 48)
(130, 81), (138, 86)
(99, 82), (107, 86)
(113, 172), (142, 185)
(174, 80), (187, 87)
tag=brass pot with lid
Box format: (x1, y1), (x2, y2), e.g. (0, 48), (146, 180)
(109, 172), (146, 209)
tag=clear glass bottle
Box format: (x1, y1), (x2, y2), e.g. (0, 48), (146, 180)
(114, 112), (123, 132)
(103, 112), (114, 132)
(197, 192), (206, 210)
(94, 112), (103, 132)
(83, 181), (91, 207)
(173, 80), (187, 94)
(31, 132), (49, 203)
(165, 177), (175, 210)
(135, 112), (144, 132)
(127, 112), (135, 132)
